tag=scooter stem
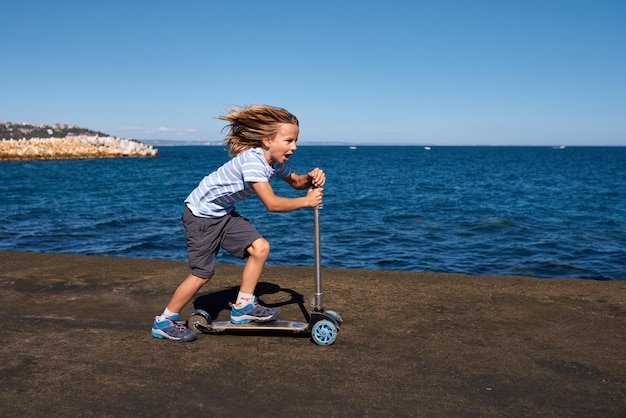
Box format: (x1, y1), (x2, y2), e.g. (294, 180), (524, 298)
(313, 204), (323, 311)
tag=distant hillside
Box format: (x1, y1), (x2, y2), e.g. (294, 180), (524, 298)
(0, 121), (158, 160)
(0, 121), (108, 140)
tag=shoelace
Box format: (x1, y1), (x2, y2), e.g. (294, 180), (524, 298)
(167, 317), (189, 331)
(255, 305), (275, 314)
(230, 302), (275, 313)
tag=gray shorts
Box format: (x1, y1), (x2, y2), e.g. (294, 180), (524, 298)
(182, 205), (263, 279)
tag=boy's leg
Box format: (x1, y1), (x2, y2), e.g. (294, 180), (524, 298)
(220, 215), (280, 323)
(152, 274), (210, 342)
(230, 237), (280, 323)
(239, 238), (270, 294)
(167, 274), (210, 313)
(152, 206), (221, 342)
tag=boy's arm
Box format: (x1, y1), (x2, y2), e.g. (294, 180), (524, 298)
(252, 182), (323, 212)
(283, 168), (326, 190)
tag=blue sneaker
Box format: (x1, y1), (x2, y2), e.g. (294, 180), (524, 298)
(230, 298), (280, 324)
(151, 316), (197, 342)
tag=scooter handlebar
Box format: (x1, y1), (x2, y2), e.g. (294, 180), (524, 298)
(311, 185), (323, 209)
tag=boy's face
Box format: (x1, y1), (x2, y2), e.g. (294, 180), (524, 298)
(264, 123), (299, 165)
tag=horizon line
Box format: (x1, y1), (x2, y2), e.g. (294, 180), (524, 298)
(141, 140), (625, 148)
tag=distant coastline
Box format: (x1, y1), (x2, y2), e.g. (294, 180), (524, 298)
(0, 121), (157, 160)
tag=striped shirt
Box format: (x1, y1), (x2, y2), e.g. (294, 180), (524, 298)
(184, 147), (292, 218)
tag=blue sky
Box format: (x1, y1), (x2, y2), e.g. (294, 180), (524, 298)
(2, 0), (625, 145)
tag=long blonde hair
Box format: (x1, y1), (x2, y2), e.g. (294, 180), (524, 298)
(219, 105), (299, 156)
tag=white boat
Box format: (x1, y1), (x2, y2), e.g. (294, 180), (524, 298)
(424, 146), (431, 151)
(349, 146), (357, 150)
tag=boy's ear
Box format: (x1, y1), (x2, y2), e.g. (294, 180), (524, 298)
(262, 136), (273, 148)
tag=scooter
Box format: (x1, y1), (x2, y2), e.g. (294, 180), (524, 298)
(186, 204), (342, 346)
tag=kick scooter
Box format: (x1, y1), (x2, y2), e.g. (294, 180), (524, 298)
(186, 203), (343, 346)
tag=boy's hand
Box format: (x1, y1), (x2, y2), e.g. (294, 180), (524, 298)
(308, 168), (326, 187)
(305, 187), (324, 207)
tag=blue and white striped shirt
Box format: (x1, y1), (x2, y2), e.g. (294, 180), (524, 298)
(185, 147), (292, 218)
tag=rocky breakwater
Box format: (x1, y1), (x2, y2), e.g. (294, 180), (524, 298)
(0, 136), (158, 160)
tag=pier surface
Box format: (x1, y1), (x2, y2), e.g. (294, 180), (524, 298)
(1, 251), (624, 416)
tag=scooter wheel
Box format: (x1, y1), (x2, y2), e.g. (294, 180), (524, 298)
(325, 310), (343, 324)
(311, 319), (338, 346)
(187, 309), (211, 333)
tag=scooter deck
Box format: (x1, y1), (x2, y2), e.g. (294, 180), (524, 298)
(198, 320), (309, 333)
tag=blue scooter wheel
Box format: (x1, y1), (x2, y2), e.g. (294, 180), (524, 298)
(311, 319), (338, 345)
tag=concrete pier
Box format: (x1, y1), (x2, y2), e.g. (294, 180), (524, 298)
(0, 251), (624, 416)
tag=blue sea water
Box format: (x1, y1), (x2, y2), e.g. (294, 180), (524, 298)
(1, 146), (625, 280)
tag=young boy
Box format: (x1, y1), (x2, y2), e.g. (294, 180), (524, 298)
(152, 105), (325, 342)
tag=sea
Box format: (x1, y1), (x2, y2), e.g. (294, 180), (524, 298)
(1, 145), (625, 280)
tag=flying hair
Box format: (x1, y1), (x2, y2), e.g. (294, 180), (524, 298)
(219, 105), (299, 156)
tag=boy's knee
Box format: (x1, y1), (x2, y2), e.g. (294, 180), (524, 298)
(248, 238), (270, 258)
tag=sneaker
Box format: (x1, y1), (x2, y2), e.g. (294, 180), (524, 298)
(230, 298), (280, 324)
(151, 316), (197, 342)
